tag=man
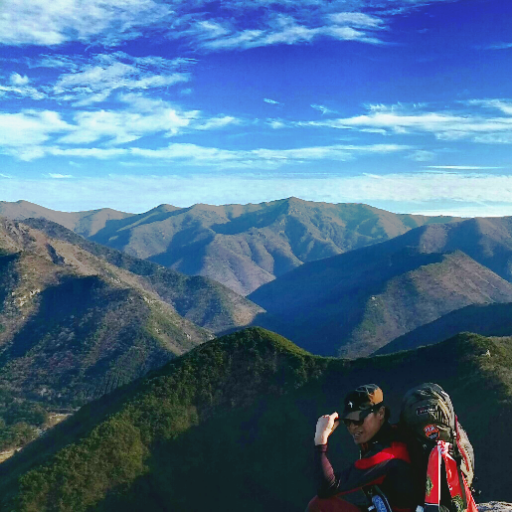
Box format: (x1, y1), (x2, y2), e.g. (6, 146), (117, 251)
(307, 384), (417, 512)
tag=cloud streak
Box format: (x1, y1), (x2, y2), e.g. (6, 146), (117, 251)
(1, 0), (174, 46)
(299, 101), (512, 143)
(52, 53), (192, 106)
(2, 0), (453, 49)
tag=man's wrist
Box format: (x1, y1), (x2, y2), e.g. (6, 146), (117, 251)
(314, 436), (328, 446)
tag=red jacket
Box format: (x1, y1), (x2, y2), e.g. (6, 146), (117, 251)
(314, 422), (417, 511)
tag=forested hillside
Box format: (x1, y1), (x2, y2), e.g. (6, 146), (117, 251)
(0, 327), (510, 510)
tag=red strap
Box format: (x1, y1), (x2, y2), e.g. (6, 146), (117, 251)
(425, 441), (478, 512)
(355, 442), (411, 469)
(425, 443), (441, 506)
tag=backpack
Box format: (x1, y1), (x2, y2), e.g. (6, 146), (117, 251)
(399, 383), (477, 512)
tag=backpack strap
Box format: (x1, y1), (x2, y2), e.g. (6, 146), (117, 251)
(424, 441), (477, 512)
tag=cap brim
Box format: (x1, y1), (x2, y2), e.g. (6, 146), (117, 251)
(343, 411), (362, 421)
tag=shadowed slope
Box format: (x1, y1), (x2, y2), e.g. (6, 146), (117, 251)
(249, 226), (512, 357)
(375, 302), (512, 355)
(0, 218), (211, 407)
(22, 218), (263, 334)
(0, 328), (511, 510)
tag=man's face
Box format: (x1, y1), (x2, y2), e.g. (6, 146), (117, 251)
(344, 407), (384, 445)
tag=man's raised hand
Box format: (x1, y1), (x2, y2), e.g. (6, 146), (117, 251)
(314, 412), (340, 445)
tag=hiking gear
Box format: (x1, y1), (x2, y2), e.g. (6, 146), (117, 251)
(424, 440), (477, 512)
(314, 422), (416, 511)
(400, 383), (476, 512)
(343, 384), (384, 419)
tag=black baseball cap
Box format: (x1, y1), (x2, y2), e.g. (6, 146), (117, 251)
(343, 384), (384, 420)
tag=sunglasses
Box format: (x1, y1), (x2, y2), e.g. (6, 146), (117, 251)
(342, 406), (376, 427)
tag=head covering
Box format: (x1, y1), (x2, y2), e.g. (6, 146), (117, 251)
(343, 384), (384, 419)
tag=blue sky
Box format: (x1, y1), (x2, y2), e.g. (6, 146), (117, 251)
(1, 0), (512, 215)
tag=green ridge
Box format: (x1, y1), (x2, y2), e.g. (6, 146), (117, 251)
(0, 328), (510, 510)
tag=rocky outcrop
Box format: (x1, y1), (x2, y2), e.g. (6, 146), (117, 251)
(479, 503), (512, 511)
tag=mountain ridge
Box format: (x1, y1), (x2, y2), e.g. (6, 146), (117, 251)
(0, 199), (459, 295)
(248, 218), (512, 357)
(0, 327), (510, 510)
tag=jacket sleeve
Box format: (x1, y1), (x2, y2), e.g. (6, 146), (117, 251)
(314, 443), (412, 499)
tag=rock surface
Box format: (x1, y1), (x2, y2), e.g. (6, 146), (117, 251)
(479, 503), (512, 511)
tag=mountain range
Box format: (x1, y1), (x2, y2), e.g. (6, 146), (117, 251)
(0, 199), (458, 295)
(249, 218), (512, 357)
(0, 216), (262, 451)
(0, 327), (509, 510)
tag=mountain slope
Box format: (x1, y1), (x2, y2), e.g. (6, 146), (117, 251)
(0, 200), (133, 238)
(375, 302), (512, 355)
(21, 217), (263, 334)
(0, 218), (211, 406)
(249, 229), (512, 356)
(0, 328), (510, 510)
(0, 199), (458, 295)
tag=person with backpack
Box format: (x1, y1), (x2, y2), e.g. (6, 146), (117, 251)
(306, 384), (417, 512)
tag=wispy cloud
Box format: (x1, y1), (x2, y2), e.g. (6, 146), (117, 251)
(0, 110), (72, 160)
(192, 13), (386, 51)
(47, 173), (73, 178)
(425, 165), (504, 170)
(299, 101), (512, 143)
(406, 150), (436, 161)
(264, 98), (281, 105)
(0, 92), (245, 159)
(267, 119), (286, 129)
(1, 0), (174, 46)
(52, 53), (192, 106)
(0, 73), (46, 100)
(1, 0), (461, 51)
(311, 104), (337, 115)
(8, 142), (410, 167)
(482, 42), (512, 50)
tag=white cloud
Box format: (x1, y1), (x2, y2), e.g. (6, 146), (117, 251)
(425, 165), (504, 170)
(483, 42), (512, 50)
(311, 104), (336, 115)
(0, 110), (71, 155)
(40, 142), (410, 167)
(328, 12), (385, 29)
(264, 98), (281, 105)
(52, 54), (191, 106)
(0, 0), (459, 51)
(267, 119), (286, 129)
(47, 173), (73, 178)
(57, 106), (196, 145)
(407, 150), (436, 162)
(194, 116), (239, 130)
(299, 101), (512, 143)
(0, 84), (46, 100)
(467, 99), (512, 115)
(0, 72), (46, 100)
(0, 94), (243, 159)
(0, 0), (174, 46)
(10, 73), (29, 86)
(198, 17), (383, 50)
